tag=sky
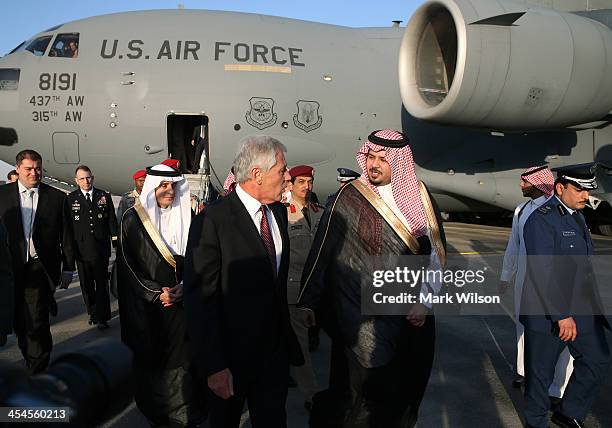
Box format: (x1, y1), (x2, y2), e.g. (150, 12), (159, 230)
(1, 0), (426, 56)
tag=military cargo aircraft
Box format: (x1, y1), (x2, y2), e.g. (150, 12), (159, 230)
(0, 0), (611, 231)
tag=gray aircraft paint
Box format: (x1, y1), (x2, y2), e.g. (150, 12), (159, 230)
(0, 6), (610, 220)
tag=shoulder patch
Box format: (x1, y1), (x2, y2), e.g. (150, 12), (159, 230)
(309, 202), (324, 213)
(537, 206), (552, 214)
(556, 204), (567, 216)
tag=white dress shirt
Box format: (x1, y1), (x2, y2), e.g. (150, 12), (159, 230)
(17, 180), (39, 260)
(235, 184), (283, 271)
(81, 188), (94, 201)
(378, 184), (442, 308)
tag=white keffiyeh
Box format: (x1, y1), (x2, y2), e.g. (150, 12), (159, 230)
(139, 164), (191, 255)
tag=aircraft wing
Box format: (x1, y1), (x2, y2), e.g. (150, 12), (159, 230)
(523, 0), (612, 11)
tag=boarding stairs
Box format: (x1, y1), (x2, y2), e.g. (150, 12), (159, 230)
(183, 151), (214, 213)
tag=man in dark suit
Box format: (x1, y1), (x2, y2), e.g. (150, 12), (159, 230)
(521, 164), (610, 428)
(184, 136), (303, 428)
(0, 223), (14, 347)
(0, 149), (74, 374)
(190, 123), (208, 173)
(65, 165), (118, 329)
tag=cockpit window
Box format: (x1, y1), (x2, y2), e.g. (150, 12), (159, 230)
(26, 36), (52, 56)
(49, 33), (79, 58)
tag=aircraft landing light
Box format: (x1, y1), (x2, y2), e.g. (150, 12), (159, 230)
(224, 64), (292, 73)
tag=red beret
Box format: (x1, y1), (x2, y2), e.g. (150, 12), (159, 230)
(161, 159), (180, 170)
(132, 169), (146, 180)
(289, 165), (314, 179)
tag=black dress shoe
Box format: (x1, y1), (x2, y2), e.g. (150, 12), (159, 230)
(88, 316), (97, 325)
(512, 375), (525, 388)
(97, 321), (109, 330)
(551, 411), (584, 428)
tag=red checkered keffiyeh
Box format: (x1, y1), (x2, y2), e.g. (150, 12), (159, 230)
(356, 129), (428, 237)
(223, 169), (236, 193)
(521, 165), (554, 197)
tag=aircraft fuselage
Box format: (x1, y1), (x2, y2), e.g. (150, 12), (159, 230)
(0, 9), (610, 218)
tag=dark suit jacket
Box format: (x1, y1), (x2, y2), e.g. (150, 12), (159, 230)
(65, 187), (118, 261)
(0, 223), (14, 335)
(184, 190), (303, 378)
(0, 182), (74, 288)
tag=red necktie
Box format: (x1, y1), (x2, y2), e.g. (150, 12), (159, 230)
(260, 205), (277, 273)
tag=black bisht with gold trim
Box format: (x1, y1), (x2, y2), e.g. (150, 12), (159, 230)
(298, 180), (445, 368)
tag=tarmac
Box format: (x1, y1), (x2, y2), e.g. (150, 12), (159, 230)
(1, 222), (611, 427)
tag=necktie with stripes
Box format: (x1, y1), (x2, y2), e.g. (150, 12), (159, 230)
(260, 205), (276, 273)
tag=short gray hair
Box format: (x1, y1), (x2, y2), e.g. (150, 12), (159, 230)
(233, 135), (287, 183)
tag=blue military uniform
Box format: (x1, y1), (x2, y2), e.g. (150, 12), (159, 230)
(324, 167), (361, 208)
(521, 166), (610, 428)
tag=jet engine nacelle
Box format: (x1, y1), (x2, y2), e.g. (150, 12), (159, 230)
(399, 0), (612, 130)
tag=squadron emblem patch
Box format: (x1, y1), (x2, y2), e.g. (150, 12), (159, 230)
(293, 100), (323, 132)
(245, 97), (277, 130)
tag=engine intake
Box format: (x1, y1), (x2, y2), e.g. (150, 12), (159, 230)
(399, 0), (612, 130)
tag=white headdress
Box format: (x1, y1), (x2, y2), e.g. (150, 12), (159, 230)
(139, 164), (191, 255)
